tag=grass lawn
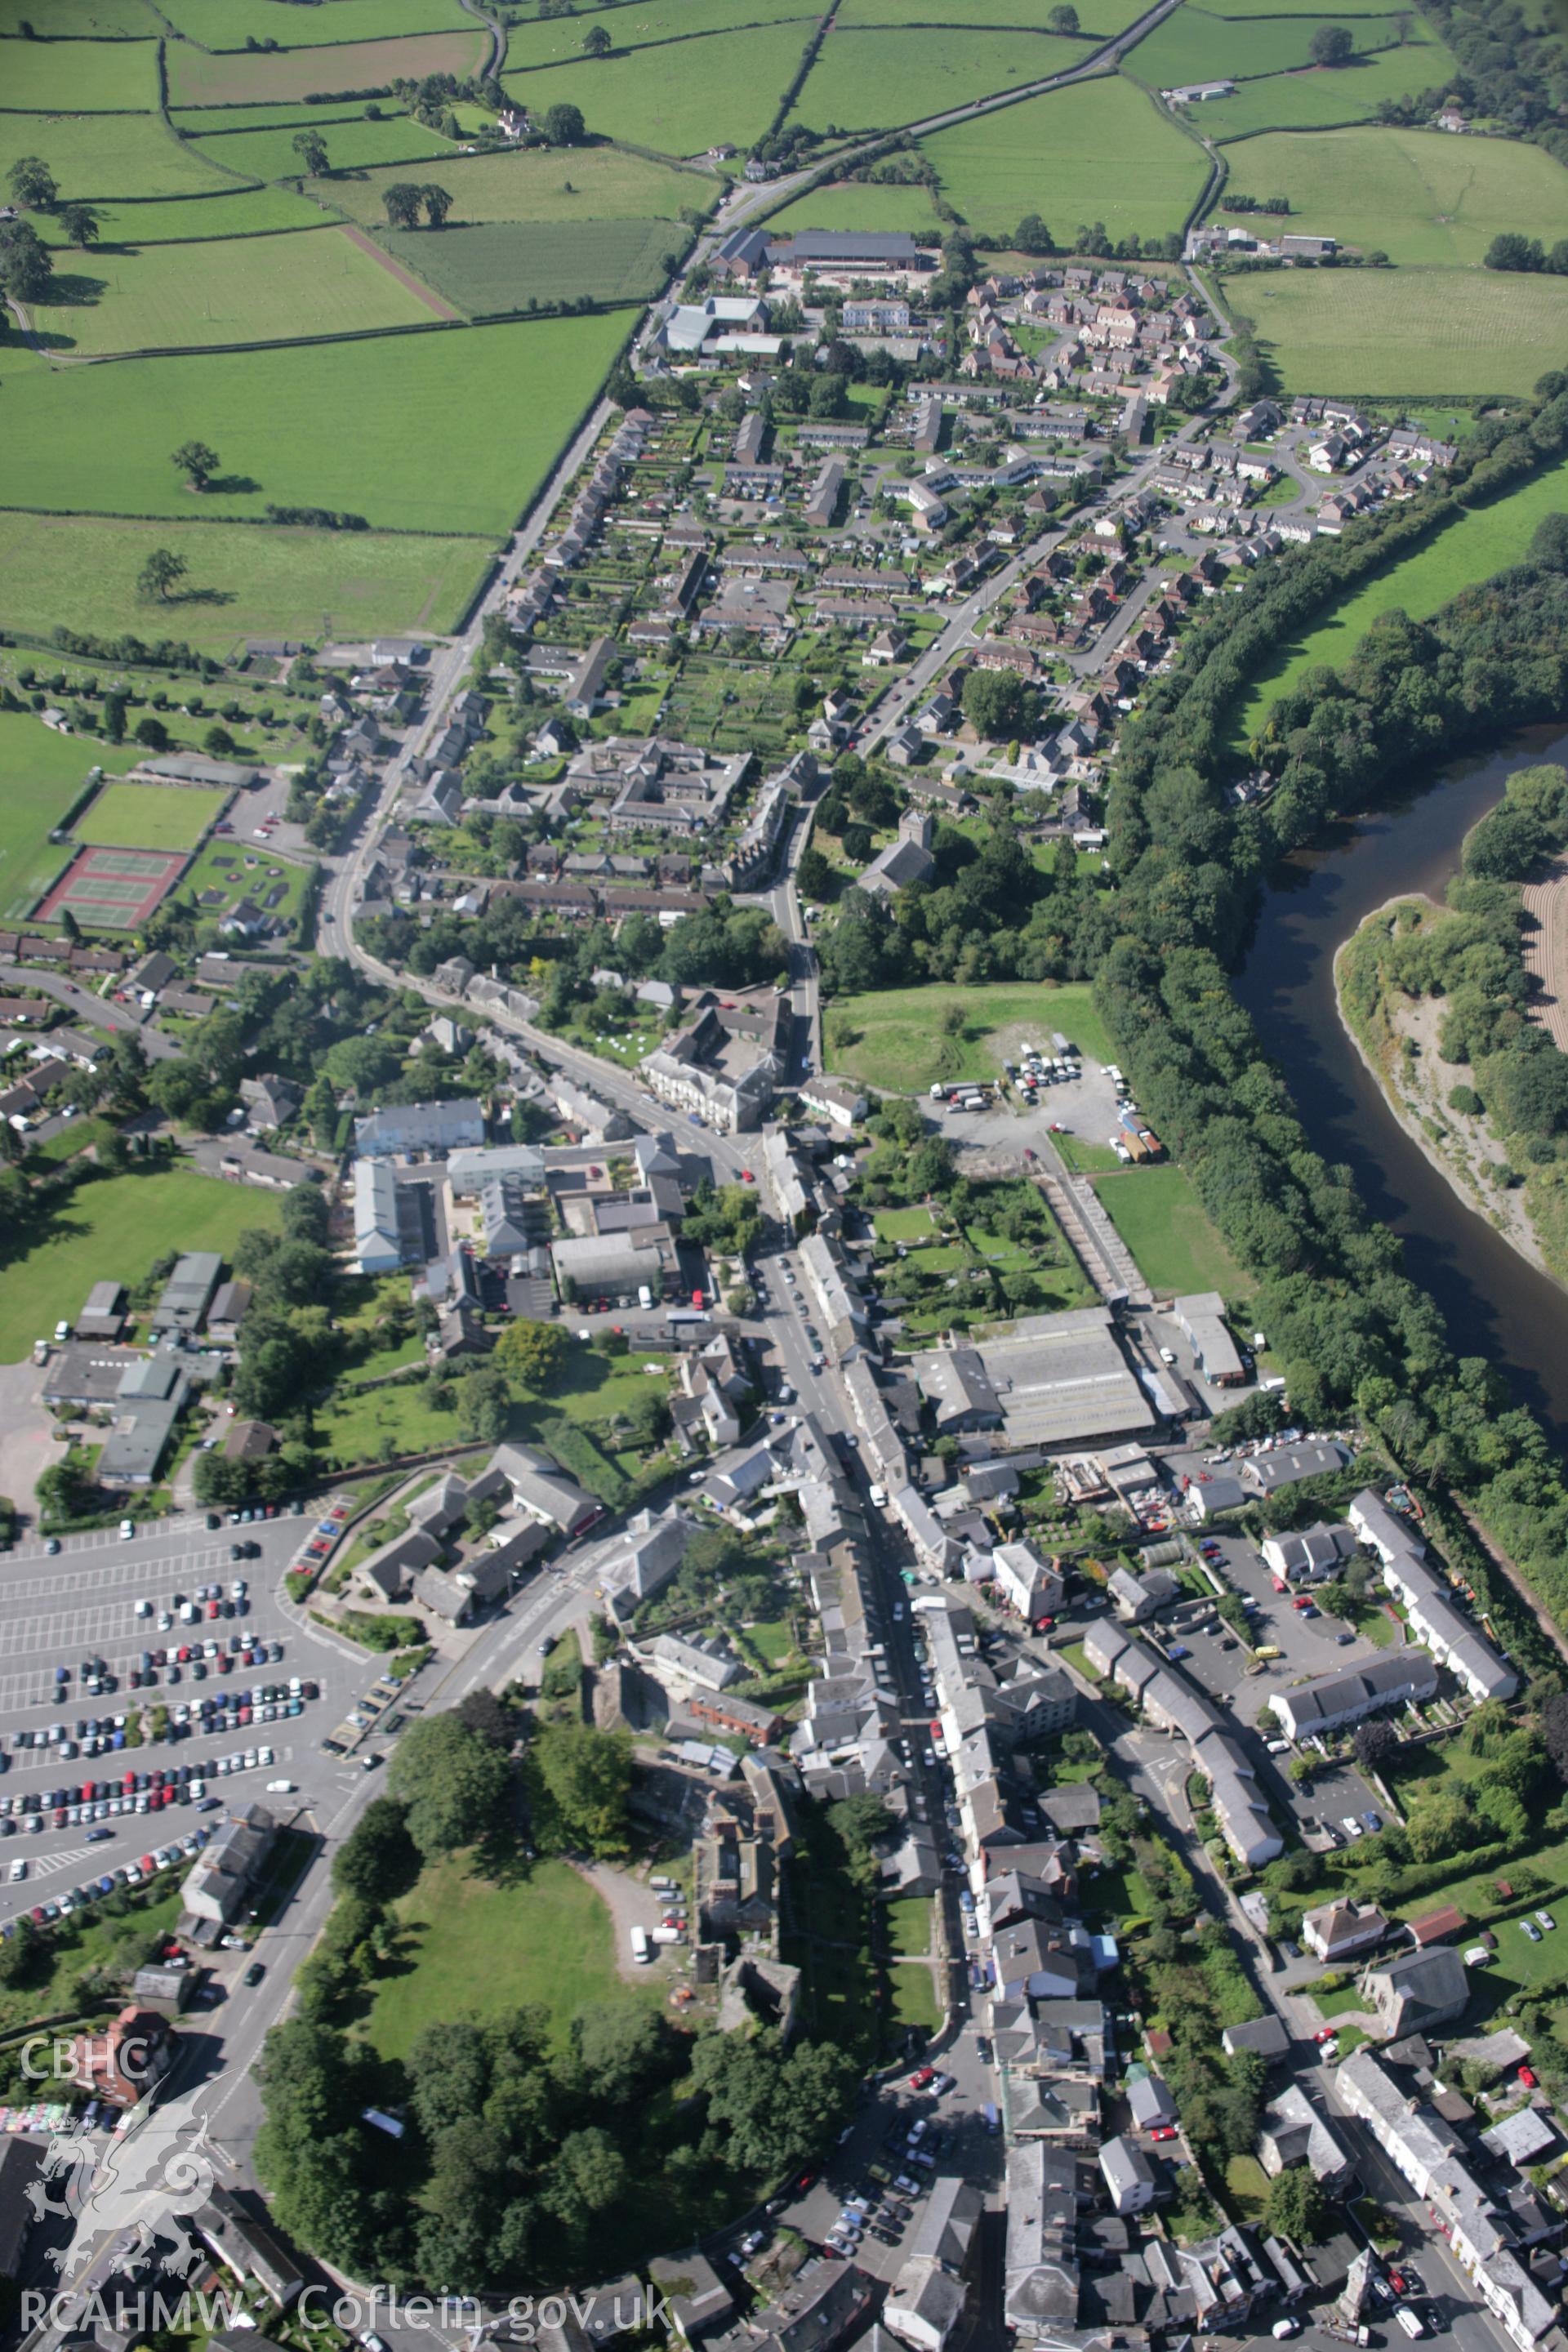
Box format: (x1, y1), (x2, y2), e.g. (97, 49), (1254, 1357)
(1227, 263), (1568, 397)
(506, 0), (817, 66)
(33, 185), (328, 247)
(363, 1853), (638, 2059)
(0, 0), (157, 25)
(158, 0), (472, 41)
(504, 24), (817, 156)
(1197, 42), (1455, 137)
(1218, 125), (1568, 271)
(0, 710), (141, 924)
(28, 227), (443, 358)
(1224, 2150), (1271, 2220)
(2, 34), (161, 109)
(0, 1165), (279, 1364)
(1091, 1166), (1245, 1297)
(0, 509), (491, 656)
(188, 111), (462, 180)
(875, 1206), (939, 1244)
(1239, 452), (1568, 742)
(165, 28), (488, 108)
(763, 180), (942, 236)
(316, 1334), (670, 1477)
(919, 74), (1207, 243)
(1128, 7), (1433, 86)
(787, 26), (1082, 133)
(0, 311), (630, 535)
(1054, 1134), (1122, 1173)
(318, 143), (702, 227)
(886, 1898), (933, 1955)
(0, 1883), (182, 2035)
(376, 216), (675, 312)
(0, 110), (243, 202)
(891, 1964), (942, 2031)
(77, 782), (225, 853)
(1312, 1979), (1370, 2017)
(176, 840), (310, 926)
(826, 980), (1112, 1093)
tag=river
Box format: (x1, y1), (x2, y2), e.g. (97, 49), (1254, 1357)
(1234, 720), (1568, 1450)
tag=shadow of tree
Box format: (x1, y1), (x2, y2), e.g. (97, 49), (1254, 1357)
(42, 270), (106, 309)
(206, 473), (261, 497)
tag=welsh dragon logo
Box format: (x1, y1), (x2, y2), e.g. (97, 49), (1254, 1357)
(23, 2089), (216, 2278)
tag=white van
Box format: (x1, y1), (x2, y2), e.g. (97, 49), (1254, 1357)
(638, 1285), (653, 1309)
(630, 1925), (651, 1964)
(1396, 2312), (1425, 2341)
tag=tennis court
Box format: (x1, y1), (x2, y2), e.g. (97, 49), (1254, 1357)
(35, 844), (188, 932)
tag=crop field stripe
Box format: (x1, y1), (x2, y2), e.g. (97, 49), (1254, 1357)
(338, 224), (461, 322)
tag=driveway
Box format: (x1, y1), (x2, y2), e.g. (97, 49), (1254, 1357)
(574, 1857), (679, 1982)
(0, 1358), (62, 1527)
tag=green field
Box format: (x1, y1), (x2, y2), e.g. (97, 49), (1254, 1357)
(164, 28), (488, 108)
(316, 144), (702, 227)
(176, 838), (310, 926)
(189, 111), (461, 180)
(1, 33), (161, 109)
(32, 186), (328, 245)
(77, 782), (226, 853)
(377, 216), (675, 311)
(1228, 264), (1568, 395)
(0, 311), (630, 533)
(0, 509), (490, 655)
(1240, 452), (1568, 740)
(789, 26), (1081, 131)
(1196, 43), (1453, 136)
(1215, 126), (1568, 270)
(0, 711), (141, 923)
(763, 178), (943, 234)
(0, 112), (243, 201)
(172, 100), (421, 134)
(826, 979), (1112, 1090)
(504, 23), (817, 155)
(1091, 1165), (1245, 1297)
(840, 0), (1144, 27)
(504, 0), (818, 67)
(26, 226), (443, 356)
(0, 1166), (280, 1364)
(1126, 7), (1433, 87)
(362, 1855), (638, 2060)
(920, 74), (1208, 241)
(0, 0), (154, 26)
(157, 0), (473, 42)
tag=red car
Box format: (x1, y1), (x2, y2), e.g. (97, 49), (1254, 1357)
(1314, 2027), (1338, 2043)
(1272, 1576), (1288, 1593)
(909, 2066), (934, 2090)
(1520, 2065), (1539, 2088)
(1149, 2125), (1178, 2143)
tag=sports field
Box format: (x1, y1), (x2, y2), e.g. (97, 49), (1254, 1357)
(789, 26), (1081, 131)
(0, 510), (492, 654)
(504, 0), (817, 67)
(0, 311), (630, 533)
(920, 74), (1207, 242)
(0, 112), (243, 201)
(25, 225), (444, 356)
(1126, 7), (1433, 87)
(1216, 126), (1568, 270)
(504, 23), (816, 154)
(0, 712), (140, 925)
(36, 844), (188, 933)
(1230, 265), (1568, 395)
(316, 145), (701, 228)
(1195, 43), (1453, 136)
(76, 782), (226, 853)
(826, 980), (1112, 1091)
(0, 1167), (280, 1365)
(1, 33), (161, 109)
(764, 179), (944, 234)
(156, 0), (472, 42)
(187, 110), (461, 181)
(377, 217), (676, 312)
(1091, 1166), (1245, 1297)
(1240, 452), (1568, 740)
(164, 28), (488, 107)
(31, 185), (327, 246)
